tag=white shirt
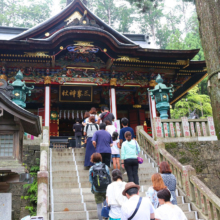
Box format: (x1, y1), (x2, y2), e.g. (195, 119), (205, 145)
(111, 140), (120, 154)
(155, 204), (187, 220)
(106, 124), (116, 136)
(106, 181), (127, 218)
(121, 195), (155, 220)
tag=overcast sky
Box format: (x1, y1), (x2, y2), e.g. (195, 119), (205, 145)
(52, 0), (181, 16)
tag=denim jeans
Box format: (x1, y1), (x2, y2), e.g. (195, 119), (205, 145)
(75, 135), (82, 148)
(124, 158), (139, 185)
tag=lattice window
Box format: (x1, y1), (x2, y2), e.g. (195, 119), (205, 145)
(0, 134), (13, 157)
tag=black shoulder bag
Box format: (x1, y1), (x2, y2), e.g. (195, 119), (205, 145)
(128, 197), (142, 220)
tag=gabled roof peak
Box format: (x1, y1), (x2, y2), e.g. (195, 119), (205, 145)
(12, 0), (135, 45)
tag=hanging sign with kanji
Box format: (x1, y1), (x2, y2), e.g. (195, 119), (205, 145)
(196, 122), (202, 136)
(163, 123), (169, 138)
(170, 122), (175, 137)
(190, 122), (196, 137)
(155, 117), (163, 138)
(202, 122), (207, 136)
(181, 117), (190, 137)
(59, 85), (93, 102)
(207, 117), (216, 136)
(175, 122), (181, 137)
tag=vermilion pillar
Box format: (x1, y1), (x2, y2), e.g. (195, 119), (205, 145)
(44, 85), (51, 128)
(109, 87), (117, 120)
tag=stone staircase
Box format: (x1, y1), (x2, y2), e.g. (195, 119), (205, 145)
(50, 148), (200, 220)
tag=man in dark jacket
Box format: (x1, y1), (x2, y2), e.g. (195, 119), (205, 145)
(73, 118), (83, 148)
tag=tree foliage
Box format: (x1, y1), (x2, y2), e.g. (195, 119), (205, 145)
(171, 86), (212, 119)
(0, 0), (52, 28)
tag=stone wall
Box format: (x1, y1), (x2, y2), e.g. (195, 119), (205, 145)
(9, 145), (40, 220)
(165, 140), (220, 197)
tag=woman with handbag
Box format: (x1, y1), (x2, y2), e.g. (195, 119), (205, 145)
(105, 169), (127, 220)
(121, 131), (141, 185)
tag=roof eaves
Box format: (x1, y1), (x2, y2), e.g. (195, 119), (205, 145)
(0, 92), (41, 136)
(27, 26), (138, 48)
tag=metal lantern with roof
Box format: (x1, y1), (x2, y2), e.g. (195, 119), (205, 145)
(148, 74), (174, 119)
(9, 70), (34, 108)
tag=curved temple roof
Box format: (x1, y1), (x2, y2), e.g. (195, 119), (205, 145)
(0, 91), (41, 136)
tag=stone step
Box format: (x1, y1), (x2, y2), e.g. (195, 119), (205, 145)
(185, 211), (197, 220)
(52, 164), (87, 171)
(52, 178), (152, 186)
(178, 203), (191, 212)
(53, 188), (91, 195)
(52, 210), (97, 220)
(53, 202), (97, 212)
(52, 181), (91, 188)
(50, 147), (200, 220)
(51, 170), (157, 180)
(52, 171), (153, 180)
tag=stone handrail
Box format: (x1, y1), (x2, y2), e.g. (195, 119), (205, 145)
(152, 116), (217, 142)
(37, 126), (50, 220)
(136, 126), (220, 220)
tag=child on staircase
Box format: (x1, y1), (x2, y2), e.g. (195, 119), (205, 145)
(111, 132), (120, 170)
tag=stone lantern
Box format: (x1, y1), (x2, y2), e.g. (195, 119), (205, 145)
(9, 70), (34, 108)
(148, 74), (173, 119)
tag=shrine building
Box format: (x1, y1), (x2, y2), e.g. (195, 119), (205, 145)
(0, 0), (207, 138)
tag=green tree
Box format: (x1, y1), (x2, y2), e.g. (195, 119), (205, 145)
(171, 86), (212, 119)
(166, 29), (184, 50)
(0, 0), (52, 28)
(91, 0), (119, 26)
(117, 5), (137, 33)
(139, 2), (164, 44)
(155, 24), (172, 49)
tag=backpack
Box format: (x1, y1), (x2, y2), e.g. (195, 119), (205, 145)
(92, 163), (111, 191)
(86, 123), (98, 133)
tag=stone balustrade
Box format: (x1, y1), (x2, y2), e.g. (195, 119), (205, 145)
(136, 126), (220, 220)
(37, 126), (50, 220)
(152, 116), (217, 142)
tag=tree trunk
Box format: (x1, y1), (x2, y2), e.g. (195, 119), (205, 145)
(195, 0), (220, 139)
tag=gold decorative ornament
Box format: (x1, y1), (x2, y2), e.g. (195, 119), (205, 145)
(0, 75), (7, 81)
(60, 46), (64, 50)
(84, 10), (87, 15)
(64, 11), (83, 25)
(103, 48), (107, 52)
(24, 52), (49, 57)
(133, 105), (141, 108)
(45, 32), (50, 37)
(149, 80), (157, 87)
(116, 56), (139, 62)
(110, 78), (117, 86)
(74, 41), (94, 47)
(82, 20), (87, 24)
(43, 76), (51, 84)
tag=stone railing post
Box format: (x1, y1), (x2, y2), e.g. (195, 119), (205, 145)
(182, 165), (196, 202)
(37, 126), (50, 220)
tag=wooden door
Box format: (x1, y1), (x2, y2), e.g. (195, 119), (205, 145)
(138, 109), (146, 125)
(129, 109), (139, 135)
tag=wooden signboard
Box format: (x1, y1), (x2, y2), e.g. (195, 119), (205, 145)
(59, 85), (93, 102)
